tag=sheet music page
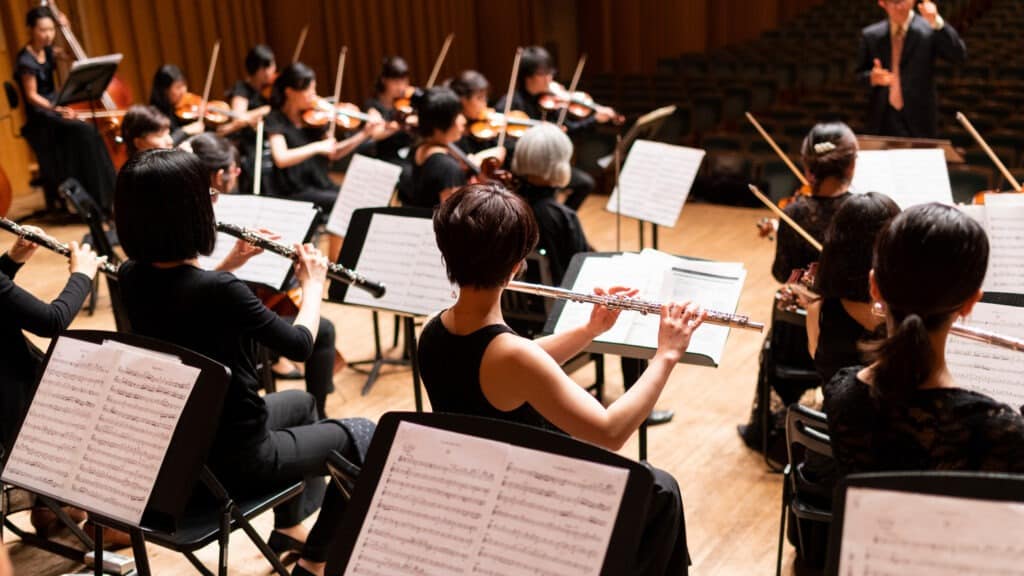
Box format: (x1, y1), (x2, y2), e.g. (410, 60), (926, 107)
(552, 255), (654, 345)
(605, 140), (705, 228)
(344, 421), (628, 576)
(199, 195), (318, 290)
(2, 338), (200, 526)
(981, 203), (1024, 294)
(947, 302), (1024, 409)
(851, 149), (953, 208)
(326, 155), (402, 236)
(838, 487), (1024, 576)
(343, 214), (457, 316)
(984, 193), (1024, 208)
(653, 266), (746, 366)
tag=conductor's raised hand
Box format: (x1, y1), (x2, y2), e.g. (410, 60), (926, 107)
(654, 301), (706, 363)
(585, 286), (637, 337)
(293, 243), (328, 287)
(870, 58), (893, 87)
(68, 241), (103, 280)
(918, 1), (940, 25)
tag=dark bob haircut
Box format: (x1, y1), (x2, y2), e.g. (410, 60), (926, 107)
(413, 87), (462, 138)
(518, 46), (554, 85)
(270, 62), (315, 109)
(190, 132), (239, 179)
(26, 6), (55, 28)
(449, 70), (489, 98)
(245, 44), (275, 75)
(150, 64), (186, 115)
(121, 105), (171, 156)
(434, 183), (539, 289)
(814, 192), (901, 302)
(115, 149), (216, 263)
(375, 56), (410, 93)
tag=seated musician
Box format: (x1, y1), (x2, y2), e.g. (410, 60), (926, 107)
(190, 132), (343, 419)
(121, 105), (174, 156)
(15, 6), (116, 213)
(265, 63), (382, 213)
(420, 183), (702, 575)
(0, 226), (101, 535)
(149, 64), (206, 145)
(224, 44), (276, 195)
(115, 149), (375, 576)
(824, 203), (1024, 476)
(363, 56), (414, 167)
(494, 46), (617, 211)
(450, 69), (505, 157)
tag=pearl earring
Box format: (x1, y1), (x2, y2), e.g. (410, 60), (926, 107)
(871, 300), (887, 318)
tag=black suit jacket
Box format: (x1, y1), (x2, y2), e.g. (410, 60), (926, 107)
(856, 15), (966, 138)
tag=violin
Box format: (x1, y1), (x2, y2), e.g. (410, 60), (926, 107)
(538, 82), (623, 125)
(175, 92), (246, 125)
(301, 98), (373, 131)
(392, 86), (419, 117)
(776, 263), (819, 313)
(468, 108), (540, 141)
(445, 143), (515, 188)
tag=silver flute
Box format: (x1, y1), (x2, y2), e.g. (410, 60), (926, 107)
(216, 222), (386, 298)
(0, 217), (119, 277)
(951, 324), (1024, 352)
(506, 280), (765, 332)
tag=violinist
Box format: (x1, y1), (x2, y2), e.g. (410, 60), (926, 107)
(149, 64), (206, 145)
(494, 46), (616, 210)
(121, 105), (174, 156)
(224, 45), (276, 195)
(450, 70), (500, 156)
(265, 63), (382, 213)
(15, 6), (116, 213)
(363, 56), (413, 167)
(191, 133), (343, 419)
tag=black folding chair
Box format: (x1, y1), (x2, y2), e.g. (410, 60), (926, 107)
(776, 404), (832, 576)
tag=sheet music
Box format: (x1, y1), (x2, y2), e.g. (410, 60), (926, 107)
(605, 140), (705, 228)
(344, 421), (628, 576)
(343, 214), (457, 316)
(947, 302), (1024, 409)
(850, 149), (953, 208)
(838, 486), (1024, 576)
(982, 203), (1024, 294)
(2, 337), (200, 526)
(552, 251), (746, 366)
(326, 155), (402, 236)
(198, 195), (318, 290)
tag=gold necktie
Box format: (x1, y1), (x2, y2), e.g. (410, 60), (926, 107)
(889, 29), (905, 110)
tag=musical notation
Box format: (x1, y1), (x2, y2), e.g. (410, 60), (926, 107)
(326, 154), (403, 236)
(0, 337), (199, 526)
(343, 214), (457, 316)
(850, 149), (954, 209)
(344, 422), (628, 576)
(947, 302), (1024, 408)
(605, 139), (705, 228)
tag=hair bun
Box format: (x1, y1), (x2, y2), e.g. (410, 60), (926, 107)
(814, 141), (837, 155)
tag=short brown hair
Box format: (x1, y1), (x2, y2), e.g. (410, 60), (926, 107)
(122, 105), (171, 156)
(433, 183), (539, 288)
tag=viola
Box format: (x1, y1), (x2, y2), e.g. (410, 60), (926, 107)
(776, 263), (819, 313)
(301, 98), (373, 131)
(468, 109), (540, 141)
(538, 82), (623, 124)
(175, 92), (246, 125)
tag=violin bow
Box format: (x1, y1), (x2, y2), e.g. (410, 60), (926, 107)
(496, 47), (523, 151)
(425, 33), (454, 89)
(328, 47), (348, 137)
(292, 24), (309, 64)
(748, 184), (823, 252)
(557, 54), (587, 127)
(956, 111), (1022, 192)
(253, 119), (265, 195)
(746, 112), (809, 188)
(198, 40), (222, 125)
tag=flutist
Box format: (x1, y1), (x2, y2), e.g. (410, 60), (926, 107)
(419, 183), (701, 575)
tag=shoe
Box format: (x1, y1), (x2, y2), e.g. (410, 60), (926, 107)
(645, 409), (674, 426)
(84, 521), (133, 548)
(273, 367), (303, 380)
(268, 530), (305, 555)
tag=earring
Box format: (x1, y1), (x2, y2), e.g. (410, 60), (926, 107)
(871, 300), (887, 318)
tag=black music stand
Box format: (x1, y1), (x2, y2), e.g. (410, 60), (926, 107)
(0, 330), (229, 575)
(55, 54), (122, 134)
(328, 206), (439, 410)
(857, 134), (964, 164)
(325, 411), (655, 576)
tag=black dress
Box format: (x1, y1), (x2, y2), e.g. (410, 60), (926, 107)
(15, 46), (116, 212)
(226, 80), (269, 195)
(263, 109), (338, 213)
(770, 193), (850, 283)
(150, 98), (197, 147)
(814, 298), (875, 384)
(823, 367), (1024, 477)
(518, 181), (591, 286)
(0, 254), (91, 449)
(118, 261), (374, 561)
(363, 96), (413, 166)
(409, 150), (466, 208)
(418, 315), (690, 575)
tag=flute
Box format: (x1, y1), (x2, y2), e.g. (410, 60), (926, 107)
(950, 324), (1024, 353)
(0, 217), (118, 277)
(506, 280), (765, 332)
(216, 222), (386, 298)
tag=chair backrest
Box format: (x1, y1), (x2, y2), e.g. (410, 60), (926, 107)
(59, 178), (118, 263)
(785, 404), (831, 466)
(3, 81), (18, 111)
(826, 471), (1024, 576)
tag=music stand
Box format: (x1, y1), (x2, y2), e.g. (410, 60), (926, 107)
(857, 134), (964, 164)
(55, 54), (122, 126)
(325, 411), (655, 576)
(328, 207), (453, 410)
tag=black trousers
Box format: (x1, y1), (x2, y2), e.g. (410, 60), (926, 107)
(565, 166), (596, 211)
(880, 105), (912, 138)
(279, 316), (337, 419)
(216, 390), (375, 562)
(635, 466), (690, 575)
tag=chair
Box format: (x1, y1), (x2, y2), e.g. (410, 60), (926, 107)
(776, 404), (832, 576)
(501, 251), (605, 401)
(826, 471), (1024, 575)
(59, 178), (120, 315)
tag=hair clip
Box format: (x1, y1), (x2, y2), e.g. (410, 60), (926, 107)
(814, 142), (837, 155)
